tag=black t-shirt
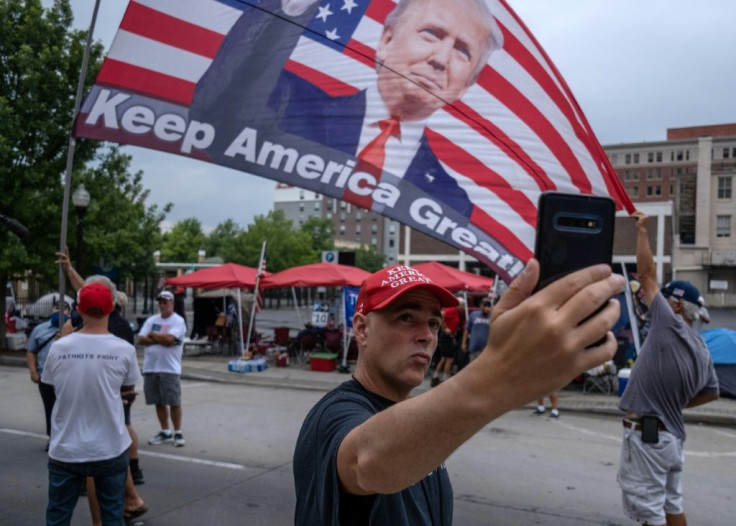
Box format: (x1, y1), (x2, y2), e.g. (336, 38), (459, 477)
(293, 379), (453, 525)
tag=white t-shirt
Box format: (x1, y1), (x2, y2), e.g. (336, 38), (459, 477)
(41, 332), (142, 463)
(140, 312), (187, 374)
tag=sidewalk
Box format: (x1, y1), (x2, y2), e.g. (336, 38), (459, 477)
(6, 346), (731, 426)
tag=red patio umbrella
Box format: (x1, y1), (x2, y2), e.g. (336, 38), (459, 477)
(260, 262), (370, 288)
(166, 262), (266, 289)
(412, 262), (493, 292)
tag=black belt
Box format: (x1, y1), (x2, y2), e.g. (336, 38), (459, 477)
(622, 419), (667, 432)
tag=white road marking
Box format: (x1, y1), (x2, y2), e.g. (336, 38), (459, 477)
(138, 449), (246, 470)
(548, 421), (736, 458)
(0, 428), (247, 471)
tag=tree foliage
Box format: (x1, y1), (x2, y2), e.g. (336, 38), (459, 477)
(0, 0), (104, 283)
(355, 245), (386, 272)
(299, 216), (335, 253)
(239, 210), (316, 272)
(160, 217), (206, 263)
(75, 147), (170, 280)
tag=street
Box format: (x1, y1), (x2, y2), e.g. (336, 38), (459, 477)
(1, 365), (735, 525)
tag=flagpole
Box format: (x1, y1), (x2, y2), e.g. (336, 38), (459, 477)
(244, 241), (266, 357)
(57, 0), (102, 311)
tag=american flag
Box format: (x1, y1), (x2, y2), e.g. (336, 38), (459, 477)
(76, 0), (633, 281)
(254, 250), (267, 313)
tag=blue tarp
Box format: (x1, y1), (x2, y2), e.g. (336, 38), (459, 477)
(701, 329), (736, 364)
(701, 328), (736, 398)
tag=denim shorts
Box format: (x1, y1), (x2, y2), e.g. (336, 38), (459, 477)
(144, 372), (182, 406)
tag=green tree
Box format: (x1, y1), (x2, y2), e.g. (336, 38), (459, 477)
(74, 146), (170, 280)
(160, 217), (206, 263)
(299, 216), (335, 253)
(204, 218), (243, 261)
(355, 245), (386, 272)
(238, 210), (315, 272)
(0, 0), (105, 339)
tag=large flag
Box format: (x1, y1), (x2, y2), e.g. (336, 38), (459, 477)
(74, 0), (634, 283)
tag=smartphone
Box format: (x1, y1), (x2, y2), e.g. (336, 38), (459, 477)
(640, 416), (660, 444)
(534, 192), (615, 292)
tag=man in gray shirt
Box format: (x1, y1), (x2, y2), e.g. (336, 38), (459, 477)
(618, 210), (719, 526)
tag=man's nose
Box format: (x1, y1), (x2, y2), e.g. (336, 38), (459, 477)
(428, 40), (453, 71)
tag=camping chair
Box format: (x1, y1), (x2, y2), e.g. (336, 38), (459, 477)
(290, 331), (318, 367)
(583, 361), (616, 395)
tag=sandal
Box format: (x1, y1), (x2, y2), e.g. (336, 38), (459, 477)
(124, 504), (148, 520)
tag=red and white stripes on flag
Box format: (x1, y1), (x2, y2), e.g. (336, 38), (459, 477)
(254, 254), (267, 313)
(76, 0), (633, 280)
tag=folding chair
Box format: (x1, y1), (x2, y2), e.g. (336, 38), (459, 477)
(583, 371), (616, 395)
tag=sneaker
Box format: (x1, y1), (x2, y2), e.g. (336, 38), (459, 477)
(532, 407), (546, 415)
(148, 431), (173, 445)
(549, 410), (560, 419)
(174, 432), (186, 447)
(131, 470), (145, 485)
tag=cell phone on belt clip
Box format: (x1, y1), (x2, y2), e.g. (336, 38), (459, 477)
(533, 192), (615, 292)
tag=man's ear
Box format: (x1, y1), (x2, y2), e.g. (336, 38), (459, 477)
(376, 27), (393, 64)
(353, 313), (369, 345)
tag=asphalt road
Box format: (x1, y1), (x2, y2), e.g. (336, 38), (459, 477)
(2, 365), (735, 525)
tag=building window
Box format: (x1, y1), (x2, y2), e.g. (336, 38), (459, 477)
(717, 177), (732, 199)
(676, 150), (684, 161)
(716, 215), (731, 238)
(299, 203), (305, 212)
(388, 223), (396, 234)
(646, 185), (662, 197)
(355, 225), (362, 234)
(299, 190), (305, 199)
(371, 224), (378, 234)
(609, 153), (618, 164)
(627, 186), (639, 199)
(340, 201), (346, 209)
(371, 237), (377, 246)
(646, 168), (662, 180)
(339, 225), (346, 235)
(656, 152), (662, 162)
(647, 152), (654, 163)
(314, 202), (320, 211)
(356, 211), (362, 221)
(389, 239), (394, 248)
(326, 212), (332, 219)
(625, 153), (631, 164)
(623, 170), (639, 181)
(633, 153), (640, 163)
(724, 148), (730, 159)
(340, 212), (346, 222)
(669, 185), (674, 195)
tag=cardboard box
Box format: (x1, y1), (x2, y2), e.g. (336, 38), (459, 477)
(310, 352), (338, 372)
(5, 333), (27, 350)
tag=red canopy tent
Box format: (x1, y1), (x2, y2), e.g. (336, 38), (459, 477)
(412, 262), (493, 292)
(260, 262), (370, 289)
(166, 262), (266, 289)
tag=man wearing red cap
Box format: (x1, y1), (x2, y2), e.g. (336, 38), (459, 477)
(294, 262), (624, 524)
(41, 282), (142, 525)
(617, 211), (719, 526)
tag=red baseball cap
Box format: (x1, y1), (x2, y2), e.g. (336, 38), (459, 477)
(355, 265), (458, 316)
(77, 282), (114, 318)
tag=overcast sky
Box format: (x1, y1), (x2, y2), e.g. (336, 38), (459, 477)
(63, 0), (736, 231)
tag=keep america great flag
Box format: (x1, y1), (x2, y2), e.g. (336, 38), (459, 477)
(74, 0), (633, 283)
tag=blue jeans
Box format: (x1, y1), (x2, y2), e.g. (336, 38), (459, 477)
(47, 451), (128, 526)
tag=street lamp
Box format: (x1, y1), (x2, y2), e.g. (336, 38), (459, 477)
(72, 184), (90, 272)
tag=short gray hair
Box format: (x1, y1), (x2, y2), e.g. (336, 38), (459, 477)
(383, 0), (504, 84)
(84, 275), (117, 297)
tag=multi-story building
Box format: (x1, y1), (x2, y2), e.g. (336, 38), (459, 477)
(606, 123), (736, 306)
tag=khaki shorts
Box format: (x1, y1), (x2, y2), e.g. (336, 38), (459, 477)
(144, 373), (181, 407)
(618, 427), (684, 524)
